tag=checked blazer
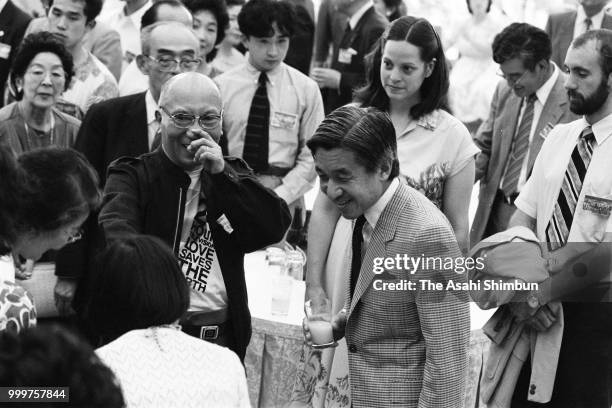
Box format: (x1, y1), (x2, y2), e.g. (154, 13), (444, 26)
(344, 182), (470, 408)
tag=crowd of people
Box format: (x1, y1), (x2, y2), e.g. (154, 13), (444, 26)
(1, 0), (612, 407)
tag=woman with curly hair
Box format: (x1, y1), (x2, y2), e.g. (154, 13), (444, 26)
(0, 31), (79, 154)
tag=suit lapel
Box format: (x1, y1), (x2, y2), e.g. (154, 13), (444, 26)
(127, 92), (150, 155)
(528, 74), (568, 173)
(497, 92), (522, 163)
(602, 12), (612, 29)
(349, 184), (406, 315)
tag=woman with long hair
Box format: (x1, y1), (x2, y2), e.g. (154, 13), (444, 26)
(306, 15), (478, 302)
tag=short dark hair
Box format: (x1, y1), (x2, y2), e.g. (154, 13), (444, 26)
(17, 147), (100, 233)
(307, 106), (400, 180)
(11, 31), (74, 94)
(492, 22), (551, 70)
(354, 16), (449, 120)
(0, 325), (125, 408)
(227, 0), (245, 6)
(0, 146), (25, 253)
(572, 29), (612, 77)
(466, 0), (492, 14)
(83, 235), (189, 345)
(238, 0), (296, 38)
(141, 0), (189, 28)
(184, 0), (230, 61)
(48, 0), (103, 23)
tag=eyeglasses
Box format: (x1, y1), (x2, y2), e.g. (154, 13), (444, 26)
(145, 55), (202, 72)
(26, 68), (66, 83)
(496, 70), (528, 85)
(160, 106), (222, 130)
(66, 228), (83, 244)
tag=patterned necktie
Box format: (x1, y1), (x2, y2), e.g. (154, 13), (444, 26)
(546, 126), (596, 250)
(350, 215), (367, 299)
(501, 94), (537, 197)
(243, 72), (270, 172)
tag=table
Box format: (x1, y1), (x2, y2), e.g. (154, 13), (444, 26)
(243, 252), (495, 408)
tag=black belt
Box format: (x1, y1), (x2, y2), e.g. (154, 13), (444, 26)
(181, 320), (230, 340)
(497, 190), (519, 205)
(257, 166), (291, 177)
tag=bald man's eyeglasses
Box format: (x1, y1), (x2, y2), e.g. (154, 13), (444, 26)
(146, 55), (202, 72)
(160, 106), (222, 130)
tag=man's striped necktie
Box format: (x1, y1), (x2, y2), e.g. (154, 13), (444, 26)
(545, 126), (596, 250)
(500, 94), (536, 197)
(243, 72), (270, 172)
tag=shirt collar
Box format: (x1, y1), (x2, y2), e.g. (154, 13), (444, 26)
(587, 112), (612, 145)
(364, 177), (400, 229)
(577, 5), (606, 29)
(145, 89), (158, 125)
(349, 1), (374, 30)
(534, 62), (559, 106)
(245, 60), (283, 85)
(0, 0), (8, 14)
(398, 109), (440, 138)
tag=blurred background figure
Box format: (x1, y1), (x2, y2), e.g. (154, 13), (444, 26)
(546, 0), (612, 67)
(448, 0), (507, 135)
(0, 32), (79, 154)
(0, 325), (125, 407)
(184, 0), (229, 78)
(98, 0), (152, 71)
(210, 0), (245, 74)
(88, 235), (250, 407)
(373, 0), (406, 22)
(0, 0), (32, 108)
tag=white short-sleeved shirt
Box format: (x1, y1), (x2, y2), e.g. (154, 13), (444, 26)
(397, 109), (480, 208)
(515, 114), (612, 244)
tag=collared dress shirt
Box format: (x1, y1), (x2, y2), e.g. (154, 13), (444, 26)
(215, 61), (324, 205)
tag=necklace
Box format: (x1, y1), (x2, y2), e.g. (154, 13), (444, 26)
(19, 104), (55, 148)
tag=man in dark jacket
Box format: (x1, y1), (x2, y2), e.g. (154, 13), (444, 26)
(98, 72), (291, 361)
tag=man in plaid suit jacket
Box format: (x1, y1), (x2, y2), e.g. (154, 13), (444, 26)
(307, 106), (470, 407)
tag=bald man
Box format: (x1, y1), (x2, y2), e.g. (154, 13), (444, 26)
(53, 21), (201, 318)
(99, 73), (291, 360)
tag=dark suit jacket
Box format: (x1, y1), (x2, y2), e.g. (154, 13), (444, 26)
(345, 182), (469, 407)
(75, 91), (148, 184)
(314, 0), (349, 63)
(55, 92), (149, 281)
(284, 0), (315, 75)
(324, 6), (387, 113)
(546, 10), (612, 68)
(0, 1), (31, 107)
(470, 72), (578, 244)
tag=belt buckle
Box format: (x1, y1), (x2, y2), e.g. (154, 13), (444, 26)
(199, 325), (219, 340)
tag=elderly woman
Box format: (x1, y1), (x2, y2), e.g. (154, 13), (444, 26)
(0, 32), (79, 154)
(0, 145), (100, 331)
(89, 235), (250, 408)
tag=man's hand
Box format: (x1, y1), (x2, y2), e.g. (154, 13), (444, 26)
(524, 304), (557, 332)
(187, 129), (225, 174)
(54, 278), (78, 316)
(508, 300), (539, 322)
(310, 68), (341, 90)
(302, 308), (347, 345)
